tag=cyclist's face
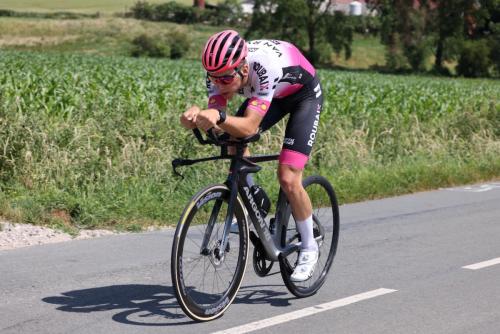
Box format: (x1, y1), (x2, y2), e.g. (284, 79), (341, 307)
(209, 63), (249, 97)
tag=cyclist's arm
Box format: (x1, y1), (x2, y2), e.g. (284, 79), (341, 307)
(217, 56), (279, 137)
(203, 82), (263, 138)
(221, 52), (285, 136)
(216, 108), (263, 138)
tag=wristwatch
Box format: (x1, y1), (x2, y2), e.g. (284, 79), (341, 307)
(216, 110), (227, 125)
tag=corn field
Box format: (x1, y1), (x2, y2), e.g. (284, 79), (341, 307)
(0, 51), (499, 230)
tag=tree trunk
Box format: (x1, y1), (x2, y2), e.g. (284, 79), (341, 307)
(194, 0), (205, 9)
(307, 2), (317, 66)
(308, 26), (317, 65)
(435, 35), (444, 71)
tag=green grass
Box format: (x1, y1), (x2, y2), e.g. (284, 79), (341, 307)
(0, 16), (387, 69)
(0, 17), (220, 58)
(0, 51), (498, 230)
(0, 0), (210, 13)
(333, 34), (385, 69)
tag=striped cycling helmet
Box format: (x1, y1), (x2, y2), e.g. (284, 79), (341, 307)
(202, 30), (248, 74)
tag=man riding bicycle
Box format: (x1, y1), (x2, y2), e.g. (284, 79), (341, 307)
(180, 30), (323, 282)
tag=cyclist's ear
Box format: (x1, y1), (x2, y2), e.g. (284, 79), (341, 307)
(241, 61), (249, 76)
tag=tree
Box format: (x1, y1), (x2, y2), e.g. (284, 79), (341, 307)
(325, 11), (353, 60)
(366, 0), (433, 71)
(245, 0), (353, 66)
(456, 39), (491, 77)
(193, 0), (205, 8)
(304, 0), (333, 65)
(432, 1), (465, 72)
(212, 0), (244, 26)
(367, 0), (499, 76)
(456, 0), (499, 77)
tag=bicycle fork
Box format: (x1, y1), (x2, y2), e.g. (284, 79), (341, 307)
(199, 172), (240, 260)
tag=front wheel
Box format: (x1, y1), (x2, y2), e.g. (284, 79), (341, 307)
(278, 176), (340, 298)
(171, 184), (249, 321)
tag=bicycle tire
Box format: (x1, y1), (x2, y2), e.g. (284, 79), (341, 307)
(171, 184), (249, 321)
(278, 175), (340, 298)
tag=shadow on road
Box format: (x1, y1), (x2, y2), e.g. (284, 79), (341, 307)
(42, 282), (292, 326)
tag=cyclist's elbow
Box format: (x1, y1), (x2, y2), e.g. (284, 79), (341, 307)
(241, 117), (260, 137)
(241, 125), (259, 137)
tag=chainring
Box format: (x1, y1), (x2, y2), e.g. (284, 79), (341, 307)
(253, 243), (274, 277)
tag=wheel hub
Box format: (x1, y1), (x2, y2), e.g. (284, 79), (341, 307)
(209, 240), (229, 267)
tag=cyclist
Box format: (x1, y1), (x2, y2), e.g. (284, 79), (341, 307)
(180, 30), (323, 282)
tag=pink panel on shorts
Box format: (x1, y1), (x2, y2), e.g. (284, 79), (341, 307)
(279, 149), (309, 169)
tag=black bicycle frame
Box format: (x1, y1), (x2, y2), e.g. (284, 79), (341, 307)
(176, 143), (301, 262)
(174, 129), (301, 261)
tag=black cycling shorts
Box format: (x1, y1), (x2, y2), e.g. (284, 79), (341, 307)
(236, 76), (323, 169)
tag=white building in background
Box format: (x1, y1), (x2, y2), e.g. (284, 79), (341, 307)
(328, 0), (368, 15)
(239, 0), (369, 16)
(349, 1), (363, 15)
(241, 0), (254, 15)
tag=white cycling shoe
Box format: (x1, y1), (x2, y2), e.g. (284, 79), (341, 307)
(290, 249), (319, 282)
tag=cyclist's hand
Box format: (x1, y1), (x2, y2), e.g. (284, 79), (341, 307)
(180, 106), (200, 129)
(196, 109), (220, 131)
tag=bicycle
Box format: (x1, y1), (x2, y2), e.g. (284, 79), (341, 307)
(171, 128), (340, 321)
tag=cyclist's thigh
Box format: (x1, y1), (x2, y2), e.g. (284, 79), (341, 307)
(279, 77), (324, 169)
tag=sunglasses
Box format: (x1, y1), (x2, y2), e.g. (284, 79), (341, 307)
(207, 66), (243, 85)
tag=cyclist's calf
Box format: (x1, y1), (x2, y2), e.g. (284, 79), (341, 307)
(277, 164), (313, 221)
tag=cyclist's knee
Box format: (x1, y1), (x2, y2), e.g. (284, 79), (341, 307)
(278, 164), (302, 194)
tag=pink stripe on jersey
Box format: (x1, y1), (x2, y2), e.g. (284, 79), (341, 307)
(285, 42), (316, 77)
(275, 84), (303, 99)
(300, 55), (316, 77)
(247, 97), (270, 116)
(279, 149), (309, 169)
(208, 95), (227, 109)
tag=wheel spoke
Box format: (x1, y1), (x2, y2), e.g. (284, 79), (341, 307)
(185, 234), (202, 250)
(182, 255), (204, 281)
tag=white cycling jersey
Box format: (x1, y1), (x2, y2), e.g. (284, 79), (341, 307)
(207, 39), (316, 116)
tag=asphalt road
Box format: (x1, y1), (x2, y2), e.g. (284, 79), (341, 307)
(1, 182), (499, 334)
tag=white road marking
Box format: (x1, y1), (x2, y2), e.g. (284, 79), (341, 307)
(442, 183), (500, 193)
(211, 288), (397, 334)
(463, 257), (500, 270)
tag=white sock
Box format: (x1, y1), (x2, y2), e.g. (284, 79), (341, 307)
(296, 215), (318, 251)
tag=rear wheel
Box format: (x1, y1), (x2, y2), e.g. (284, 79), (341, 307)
(278, 176), (340, 298)
(171, 184), (249, 321)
